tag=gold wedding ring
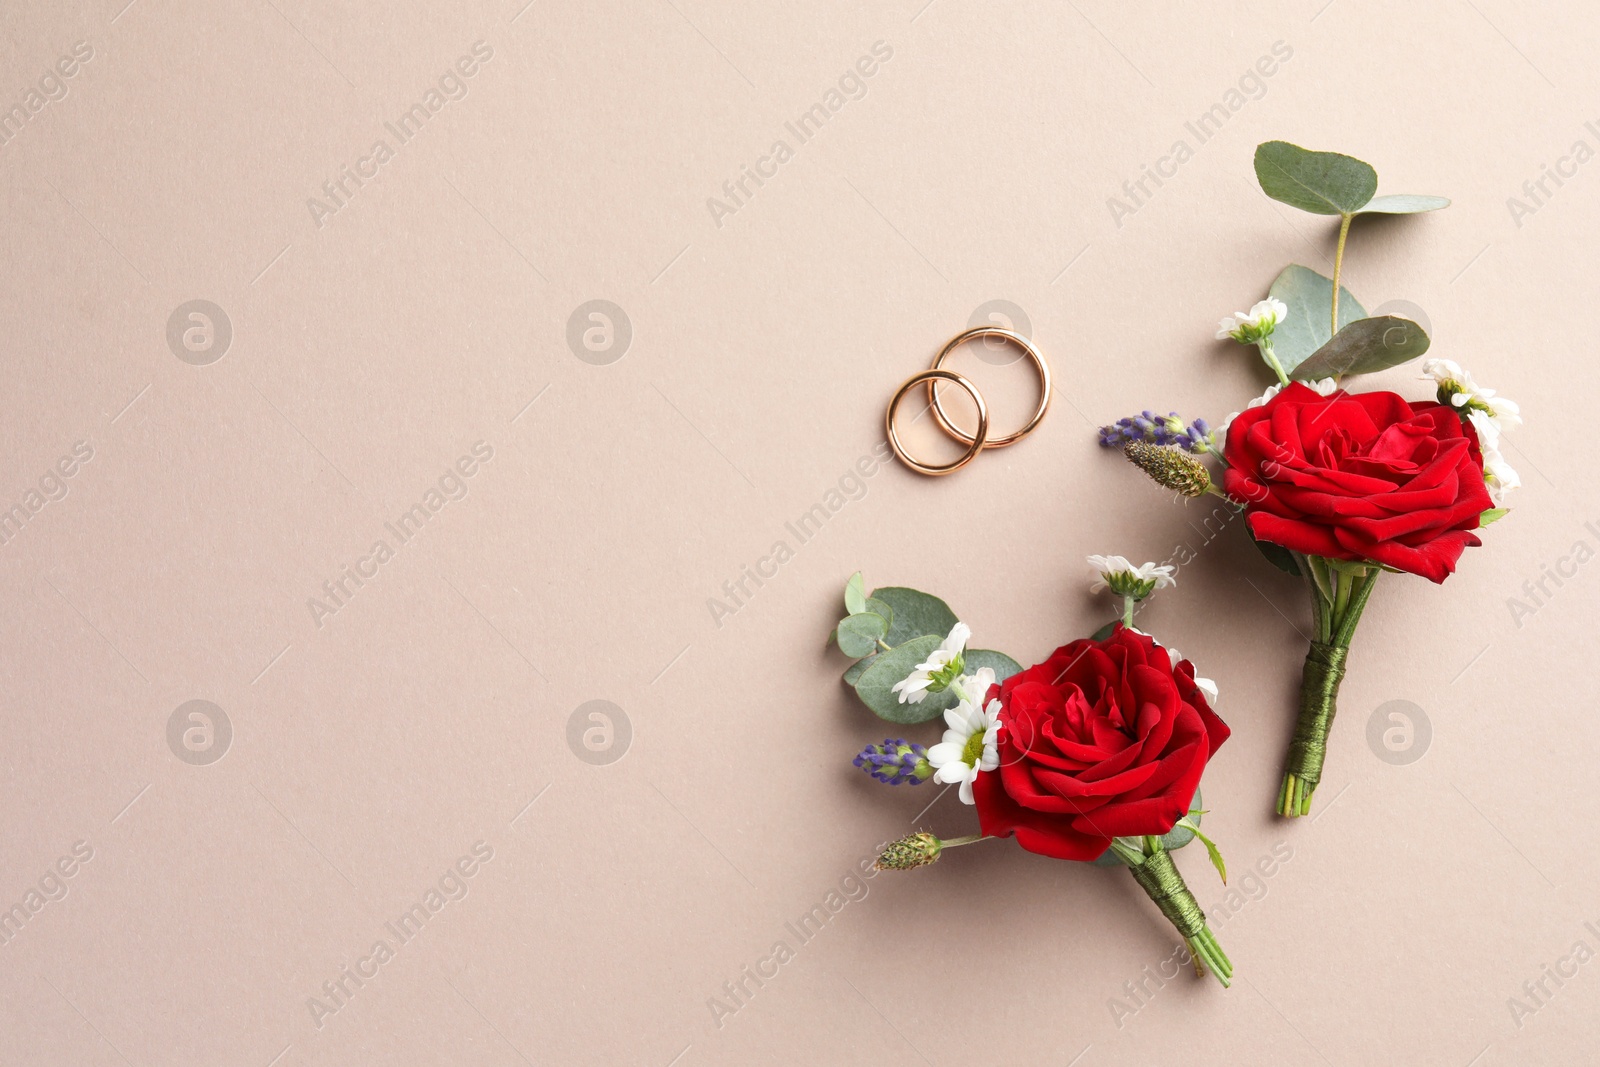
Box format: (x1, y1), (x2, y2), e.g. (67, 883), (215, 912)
(885, 369), (989, 476)
(884, 325), (1052, 475)
(928, 326), (1052, 448)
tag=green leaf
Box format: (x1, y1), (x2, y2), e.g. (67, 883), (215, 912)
(836, 612), (888, 658)
(1290, 315), (1430, 381)
(1248, 524), (1301, 576)
(843, 654), (876, 686)
(844, 572), (867, 615)
(965, 649), (1023, 685)
(853, 635), (952, 724)
(1180, 817), (1228, 884)
(1089, 620), (1119, 641)
(1267, 264), (1368, 373)
(1480, 507), (1508, 526)
(870, 586), (959, 648)
(1253, 141), (1377, 215)
(1357, 193), (1451, 215)
(864, 597), (894, 632)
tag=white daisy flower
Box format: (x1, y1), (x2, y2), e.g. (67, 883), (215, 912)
(1219, 377), (1338, 444)
(1466, 409), (1521, 505)
(890, 622), (970, 705)
(1165, 645), (1219, 705)
(1421, 358), (1521, 430)
(926, 693), (1003, 805)
(1088, 555), (1176, 600)
(1215, 297), (1288, 343)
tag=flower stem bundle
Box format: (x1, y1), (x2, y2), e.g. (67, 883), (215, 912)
(1278, 558), (1381, 816)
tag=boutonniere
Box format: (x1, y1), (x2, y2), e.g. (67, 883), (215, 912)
(1101, 142), (1518, 817)
(834, 561), (1235, 985)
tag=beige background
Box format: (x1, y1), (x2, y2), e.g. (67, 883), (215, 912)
(1, 0), (1595, 1063)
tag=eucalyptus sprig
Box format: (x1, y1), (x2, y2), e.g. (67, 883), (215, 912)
(1253, 141), (1449, 337)
(1250, 142), (1445, 382)
(828, 572), (1021, 724)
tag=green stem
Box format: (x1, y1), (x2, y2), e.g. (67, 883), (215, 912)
(939, 833), (989, 849)
(1258, 338), (1290, 386)
(1122, 597), (1136, 628)
(1330, 213), (1353, 337)
(1332, 569), (1353, 619)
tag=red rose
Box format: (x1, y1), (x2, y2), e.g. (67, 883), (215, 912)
(1222, 382), (1493, 583)
(973, 626), (1229, 861)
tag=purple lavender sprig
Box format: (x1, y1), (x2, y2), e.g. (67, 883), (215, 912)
(853, 739), (933, 786)
(1099, 411), (1217, 454)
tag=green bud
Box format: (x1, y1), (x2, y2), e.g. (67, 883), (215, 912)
(1124, 442), (1211, 498)
(875, 832), (944, 871)
(924, 653), (964, 695)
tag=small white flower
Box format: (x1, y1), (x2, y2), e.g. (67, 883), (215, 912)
(890, 622), (970, 704)
(1165, 645), (1219, 705)
(1421, 358), (1522, 430)
(926, 693), (1003, 805)
(1088, 555), (1176, 600)
(1219, 377), (1338, 444)
(1215, 297), (1288, 342)
(1466, 409), (1521, 505)
(959, 666), (996, 704)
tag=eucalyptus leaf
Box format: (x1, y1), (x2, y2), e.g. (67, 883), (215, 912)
(836, 612), (888, 658)
(1254, 141), (1377, 215)
(844, 572), (867, 615)
(870, 586), (959, 648)
(1480, 507), (1508, 526)
(853, 634), (953, 724)
(843, 654), (876, 686)
(1267, 264), (1367, 373)
(864, 597), (895, 632)
(1357, 193), (1451, 215)
(965, 649), (1023, 685)
(1290, 315), (1430, 381)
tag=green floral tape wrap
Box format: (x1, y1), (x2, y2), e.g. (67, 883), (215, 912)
(1285, 641), (1349, 788)
(1127, 850), (1206, 940)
